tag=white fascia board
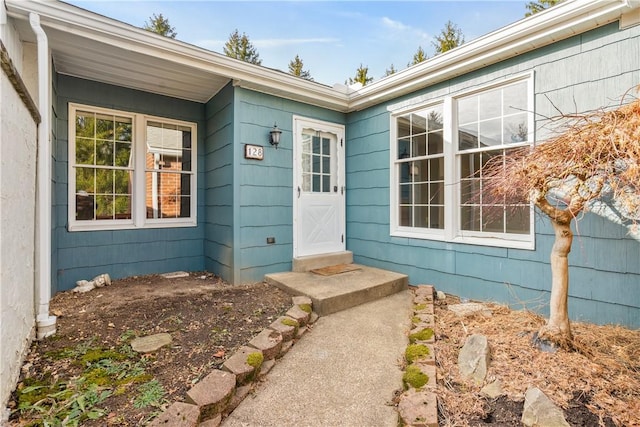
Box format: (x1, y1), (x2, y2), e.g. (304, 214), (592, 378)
(348, 0), (636, 111)
(5, 0), (350, 112)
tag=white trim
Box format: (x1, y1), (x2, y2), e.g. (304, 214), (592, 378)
(67, 103), (197, 232)
(389, 75), (536, 250)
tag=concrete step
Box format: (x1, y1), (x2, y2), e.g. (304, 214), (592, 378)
(265, 264), (408, 316)
(292, 251), (353, 272)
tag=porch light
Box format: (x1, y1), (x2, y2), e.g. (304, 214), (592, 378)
(269, 123), (282, 149)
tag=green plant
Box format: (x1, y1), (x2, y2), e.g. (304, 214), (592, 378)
(403, 365), (429, 389)
(246, 352), (264, 369)
(409, 328), (434, 343)
(133, 380), (166, 409)
(298, 304), (312, 314)
(405, 344), (430, 363)
(119, 330), (137, 343)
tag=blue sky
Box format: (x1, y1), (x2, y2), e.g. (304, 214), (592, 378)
(65, 1), (530, 86)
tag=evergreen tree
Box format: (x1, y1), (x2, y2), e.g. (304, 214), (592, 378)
(224, 29), (262, 65)
(348, 64), (373, 86)
(432, 21), (464, 54)
(288, 55), (313, 81)
(525, 0), (563, 17)
(384, 64), (397, 77)
(143, 13), (177, 38)
(408, 46), (427, 66)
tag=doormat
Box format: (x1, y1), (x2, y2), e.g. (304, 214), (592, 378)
(310, 264), (361, 276)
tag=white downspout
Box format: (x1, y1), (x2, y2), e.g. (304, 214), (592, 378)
(29, 13), (56, 339)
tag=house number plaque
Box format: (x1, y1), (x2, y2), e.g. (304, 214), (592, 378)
(244, 144), (264, 160)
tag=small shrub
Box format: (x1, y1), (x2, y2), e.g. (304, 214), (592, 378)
(298, 303), (312, 314)
(133, 380), (165, 409)
(246, 352), (264, 369)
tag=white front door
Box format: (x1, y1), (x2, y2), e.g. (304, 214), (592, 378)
(293, 117), (345, 258)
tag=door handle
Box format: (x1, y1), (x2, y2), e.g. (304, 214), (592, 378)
(297, 187), (301, 198)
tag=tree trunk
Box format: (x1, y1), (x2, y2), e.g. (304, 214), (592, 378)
(538, 218), (574, 347)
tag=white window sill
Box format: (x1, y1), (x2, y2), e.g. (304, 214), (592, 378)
(68, 219), (197, 232)
(391, 228), (534, 250)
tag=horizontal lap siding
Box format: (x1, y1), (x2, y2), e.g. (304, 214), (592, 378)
(204, 83), (234, 281)
(346, 22), (640, 327)
(54, 76), (205, 291)
(234, 88), (346, 283)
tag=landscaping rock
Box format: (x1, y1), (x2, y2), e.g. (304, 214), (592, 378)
(448, 302), (492, 317)
(278, 340), (293, 357)
(185, 370), (235, 420)
(481, 379), (503, 398)
(308, 311), (319, 324)
(522, 387), (570, 427)
(458, 334), (490, 385)
(148, 402), (199, 427)
(296, 325), (307, 340)
(224, 384), (252, 415)
(436, 290), (446, 300)
(269, 316), (298, 341)
(131, 333), (172, 353)
(161, 271), (189, 279)
(222, 346), (263, 385)
(292, 295), (312, 306)
(286, 304), (310, 326)
(397, 389), (438, 427)
(413, 285), (434, 302)
(198, 414), (222, 427)
(248, 329), (282, 360)
(259, 358), (276, 377)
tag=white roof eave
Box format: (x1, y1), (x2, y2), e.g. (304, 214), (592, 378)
(347, 0), (636, 111)
(6, 0), (637, 114)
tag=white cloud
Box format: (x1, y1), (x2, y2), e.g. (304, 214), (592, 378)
(380, 16), (430, 42)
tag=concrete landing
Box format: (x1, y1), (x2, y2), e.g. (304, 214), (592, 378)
(265, 264), (408, 316)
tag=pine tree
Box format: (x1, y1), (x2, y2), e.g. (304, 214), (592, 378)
(384, 64), (397, 77)
(432, 21), (464, 55)
(525, 0), (563, 17)
(288, 55), (313, 81)
(348, 64), (373, 86)
(223, 29), (262, 65)
(143, 13), (177, 38)
(408, 46), (427, 66)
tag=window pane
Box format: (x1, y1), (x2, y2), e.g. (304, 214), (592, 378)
(430, 182), (444, 204)
(114, 195), (132, 219)
(414, 206), (429, 228)
(96, 140), (114, 166)
(312, 175), (320, 192)
(76, 138), (94, 165)
(412, 134), (426, 157)
(114, 170), (131, 194)
(458, 123), (478, 151)
(397, 115), (410, 138)
(458, 97), (477, 124)
(479, 118), (502, 147)
(179, 196), (191, 218)
(322, 175), (330, 193)
(428, 107), (443, 131)
(430, 206), (444, 229)
(411, 112), (427, 135)
(95, 115), (114, 140)
(503, 81), (527, 115)
(429, 158), (444, 180)
(460, 153), (481, 179)
(312, 136), (320, 154)
(115, 142), (132, 167)
(302, 174), (311, 192)
(302, 153), (311, 173)
(482, 206), (505, 233)
(460, 179), (480, 204)
(428, 131), (443, 155)
(478, 89), (501, 120)
(95, 169), (113, 194)
(322, 137), (330, 155)
(76, 167), (95, 193)
(506, 205), (530, 234)
(399, 183), (412, 204)
(96, 194), (114, 220)
(76, 112), (95, 138)
(322, 156), (330, 174)
(302, 133), (312, 153)
(413, 159), (428, 182)
(504, 113), (528, 144)
(399, 206), (412, 226)
(398, 138), (410, 159)
(312, 155), (320, 173)
(115, 117), (132, 142)
(76, 193), (95, 220)
(461, 205), (480, 231)
(414, 183), (429, 204)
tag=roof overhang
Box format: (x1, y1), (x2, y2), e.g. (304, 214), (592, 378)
(4, 0), (638, 114)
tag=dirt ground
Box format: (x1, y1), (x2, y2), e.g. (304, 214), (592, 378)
(8, 272), (292, 426)
(7, 273), (640, 426)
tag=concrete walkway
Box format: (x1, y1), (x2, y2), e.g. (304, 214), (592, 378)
(222, 290), (412, 427)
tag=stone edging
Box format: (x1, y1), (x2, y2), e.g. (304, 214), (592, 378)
(396, 285), (438, 427)
(149, 295), (316, 426)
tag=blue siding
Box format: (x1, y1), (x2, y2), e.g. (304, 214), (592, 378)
(346, 22), (640, 327)
(233, 88), (346, 283)
(54, 76), (205, 290)
(204, 83), (235, 281)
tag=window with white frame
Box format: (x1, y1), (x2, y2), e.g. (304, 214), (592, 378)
(69, 104), (196, 231)
(391, 76), (534, 248)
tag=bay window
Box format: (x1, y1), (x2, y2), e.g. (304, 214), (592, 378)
(391, 75), (534, 248)
(68, 104), (197, 231)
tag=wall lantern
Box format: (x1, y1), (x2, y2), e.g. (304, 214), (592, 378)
(269, 123), (282, 149)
